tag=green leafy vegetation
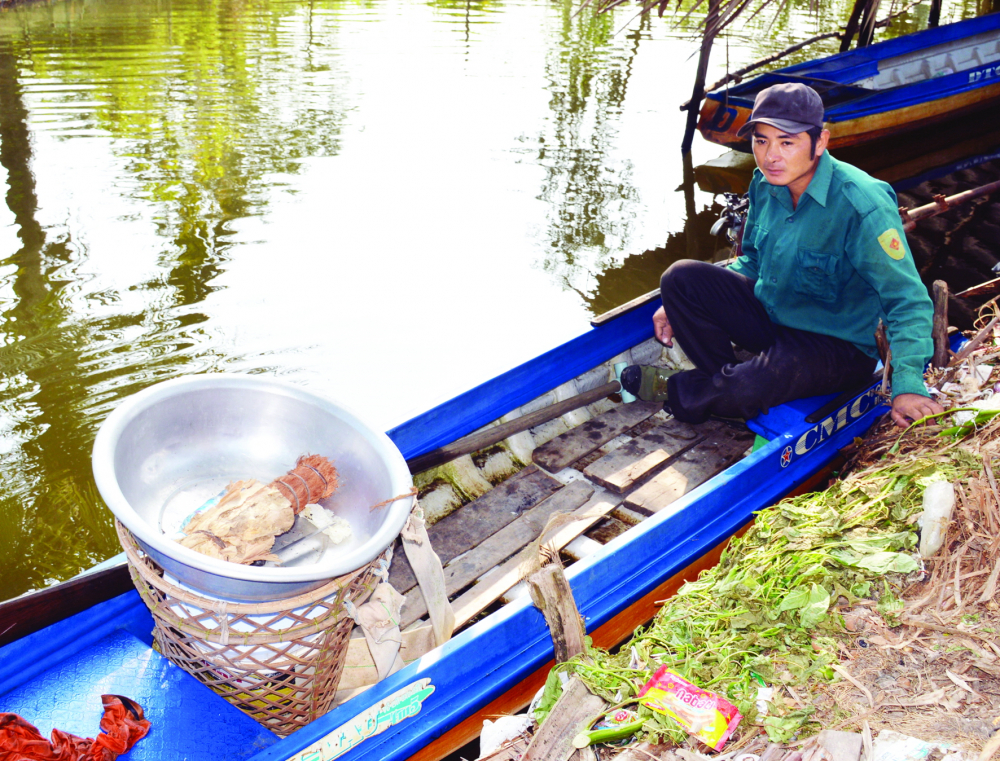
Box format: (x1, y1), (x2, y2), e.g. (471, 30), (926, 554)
(555, 453), (968, 745)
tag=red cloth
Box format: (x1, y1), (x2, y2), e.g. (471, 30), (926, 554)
(0, 695), (150, 761)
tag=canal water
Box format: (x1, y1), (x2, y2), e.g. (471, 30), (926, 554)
(0, 0), (980, 601)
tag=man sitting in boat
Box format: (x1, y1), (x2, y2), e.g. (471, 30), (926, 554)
(621, 82), (943, 429)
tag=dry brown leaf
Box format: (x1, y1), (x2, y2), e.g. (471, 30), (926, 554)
(945, 669), (982, 698)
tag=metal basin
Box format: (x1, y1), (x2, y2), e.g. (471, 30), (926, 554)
(93, 374), (413, 601)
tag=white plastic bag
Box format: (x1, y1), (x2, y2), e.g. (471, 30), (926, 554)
(478, 715), (533, 758)
(918, 481), (956, 558)
(871, 729), (969, 760)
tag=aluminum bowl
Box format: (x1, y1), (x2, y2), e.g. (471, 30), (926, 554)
(93, 374), (413, 601)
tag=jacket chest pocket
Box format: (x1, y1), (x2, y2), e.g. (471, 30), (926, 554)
(749, 224), (769, 251)
(793, 248), (838, 302)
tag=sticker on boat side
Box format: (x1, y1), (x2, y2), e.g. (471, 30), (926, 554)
(284, 679), (435, 761)
(784, 386), (881, 466)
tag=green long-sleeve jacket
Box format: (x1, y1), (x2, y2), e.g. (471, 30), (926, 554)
(729, 151), (933, 399)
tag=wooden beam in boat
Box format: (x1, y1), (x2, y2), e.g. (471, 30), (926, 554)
(338, 486), (619, 697)
(589, 288), (660, 327)
(583, 419), (705, 493)
(624, 423), (753, 513)
(405, 381), (623, 474)
(447, 487), (621, 628)
(532, 401), (663, 473)
(0, 562), (132, 648)
(405, 454), (844, 761)
(388, 465), (563, 594)
(399, 480), (595, 629)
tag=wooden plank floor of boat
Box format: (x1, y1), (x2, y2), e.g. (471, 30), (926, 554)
(395, 403), (755, 636)
(401, 403), (845, 761)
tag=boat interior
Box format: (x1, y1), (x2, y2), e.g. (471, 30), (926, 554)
(0, 317), (880, 761)
(338, 336), (757, 701)
(858, 29), (1000, 89)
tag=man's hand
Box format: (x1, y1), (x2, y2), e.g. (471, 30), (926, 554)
(891, 393), (944, 428)
(652, 306), (674, 347)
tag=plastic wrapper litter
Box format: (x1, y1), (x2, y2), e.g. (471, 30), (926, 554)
(636, 666), (741, 751)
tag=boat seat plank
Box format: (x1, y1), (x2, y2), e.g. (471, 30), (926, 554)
(583, 516), (632, 544)
(624, 423), (754, 513)
(582, 418), (706, 493)
(398, 480), (595, 629)
(389, 465), (563, 594)
(446, 486), (621, 629)
(531, 401), (663, 473)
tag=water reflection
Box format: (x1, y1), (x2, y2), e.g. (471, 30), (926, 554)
(0, 0), (985, 601)
(536, 7), (644, 286)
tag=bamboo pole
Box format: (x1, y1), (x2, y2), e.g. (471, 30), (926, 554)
(405, 381), (622, 474)
(681, 0), (720, 154)
(858, 0), (883, 48)
(840, 0), (866, 51)
(929, 0), (942, 27)
(900, 179), (1000, 232)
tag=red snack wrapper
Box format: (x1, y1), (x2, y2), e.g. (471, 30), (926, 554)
(636, 666), (741, 751)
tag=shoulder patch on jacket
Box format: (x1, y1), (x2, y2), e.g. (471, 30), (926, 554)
(878, 228), (904, 260)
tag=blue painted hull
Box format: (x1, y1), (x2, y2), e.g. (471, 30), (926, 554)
(0, 303), (885, 761)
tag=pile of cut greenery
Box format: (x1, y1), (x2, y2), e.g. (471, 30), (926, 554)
(540, 310), (1000, 757)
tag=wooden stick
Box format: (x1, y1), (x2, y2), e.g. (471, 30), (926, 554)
(901, 179), (1000, 232)
(520, 677), (605, 761)
(590, 288), (660, 327)
(831, 664), (875, 708)
(406, 381), (621, 474)
(857, 0), (882, 48)
(979, 729), (1000, 761)
(681, 0), (719, 153)
(932, 280), (950, 368)
(951, 315), (1000, 365)
(528, 563), (587, 664)
(875, 320), (892, 389)
(899, 614), (1000, 649)
(683, 31), (839, 106)
(956, 276), (1000, 300)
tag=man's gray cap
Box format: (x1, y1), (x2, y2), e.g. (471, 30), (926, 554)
(736, 82), (825, 138)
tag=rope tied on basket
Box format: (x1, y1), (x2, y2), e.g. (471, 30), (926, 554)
(217, 601), (230, 646)
(373, 552), (391, 583)
(343, 598), (361, 625)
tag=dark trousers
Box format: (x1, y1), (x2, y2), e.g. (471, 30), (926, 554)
(662, 260), (877, 424)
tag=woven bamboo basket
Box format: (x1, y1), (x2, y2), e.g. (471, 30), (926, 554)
(117, 521), (385, 736)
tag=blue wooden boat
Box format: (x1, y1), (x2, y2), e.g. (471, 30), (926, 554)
(698, 13), (1000, 151)
(0, 300), (886, 761)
